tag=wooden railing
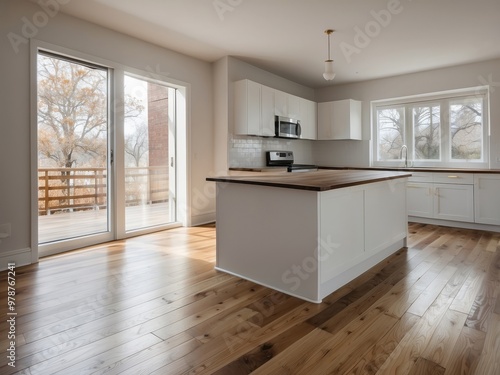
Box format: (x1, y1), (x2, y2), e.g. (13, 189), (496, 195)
(38, 167), (169, 215)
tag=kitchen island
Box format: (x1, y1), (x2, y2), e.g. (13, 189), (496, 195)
(207, 170), (411, 303)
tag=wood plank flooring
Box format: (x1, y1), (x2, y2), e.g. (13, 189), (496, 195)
(0, 223), (499, 374)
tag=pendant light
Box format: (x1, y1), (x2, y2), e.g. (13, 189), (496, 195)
(323, 29), (336, 81)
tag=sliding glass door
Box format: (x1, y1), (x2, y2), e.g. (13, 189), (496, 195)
(35, 47), (181, 257)
(37, 52), (112, 246)
(123, 75), (176, 232)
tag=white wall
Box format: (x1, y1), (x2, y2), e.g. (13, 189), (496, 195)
(0, 0), (215, 266)
(314, 58), (500, 169)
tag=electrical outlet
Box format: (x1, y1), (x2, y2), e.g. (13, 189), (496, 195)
(0, 223), (11, 239)
(497, 156), (500, 162)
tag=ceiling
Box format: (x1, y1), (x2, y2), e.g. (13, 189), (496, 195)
(56, 0), (500, 88)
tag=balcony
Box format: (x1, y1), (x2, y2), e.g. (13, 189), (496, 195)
(38, 167), (170, 243)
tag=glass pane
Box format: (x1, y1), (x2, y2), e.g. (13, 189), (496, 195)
(124, 76), (173, 231)
(413, 105), (440, 160)
(37, 53), (109, 244)
(377, 107), (405, 160)
(450, 98), (483, 160)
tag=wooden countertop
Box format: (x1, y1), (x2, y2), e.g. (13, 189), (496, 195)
(207, 170), (411, 192)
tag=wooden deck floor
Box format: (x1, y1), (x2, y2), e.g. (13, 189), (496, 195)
(0, 223), (499, 374)
(38, 202), (172, 243)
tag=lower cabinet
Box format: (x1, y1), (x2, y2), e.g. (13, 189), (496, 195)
(434, 183), (474, 222)
(319, 179), (407, 287)
(474, 174), (500, 225)
(214, 178), (408, 303)
(407, 182), (433, 218)
(364, 179), (408, 254)
(407, 172), (500, 226)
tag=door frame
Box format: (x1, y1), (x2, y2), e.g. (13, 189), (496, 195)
(30, 40), (190, 260)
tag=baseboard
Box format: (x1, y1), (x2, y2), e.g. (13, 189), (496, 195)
(191, 212), (216, 227)
(409, 217), (500, 233)
(0, 248), (34, 271)
(320, 238), (406, 301)
(214, 266), (322, 304)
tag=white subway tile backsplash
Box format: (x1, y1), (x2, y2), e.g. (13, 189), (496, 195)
(228, 134), (313, 168)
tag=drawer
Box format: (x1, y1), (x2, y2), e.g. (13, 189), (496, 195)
(432, 173), (474, 184)
(408, 172), (434, 183)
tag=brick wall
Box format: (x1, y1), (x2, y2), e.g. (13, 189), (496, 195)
(147, 83), (169, 167)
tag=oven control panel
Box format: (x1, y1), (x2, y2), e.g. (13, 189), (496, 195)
(266, 151), (294, 166)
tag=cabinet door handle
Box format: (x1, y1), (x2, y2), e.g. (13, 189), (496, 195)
(447, 175), (459, 178)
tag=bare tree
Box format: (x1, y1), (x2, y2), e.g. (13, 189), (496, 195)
(377, 108), (404, 160)
(450, 102), (482, 159)
(37, 55), (145, 169)
(125, 120), (149, 167)
(413, 106), (440, 160)
(37, 55), (108, 169)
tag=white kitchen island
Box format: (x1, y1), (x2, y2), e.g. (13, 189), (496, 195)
(207, 170), (411, 303)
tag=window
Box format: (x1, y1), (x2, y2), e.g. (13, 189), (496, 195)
(372, 88), (489, 168)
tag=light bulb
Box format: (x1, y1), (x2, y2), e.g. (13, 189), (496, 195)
(323, 60), (335, 81)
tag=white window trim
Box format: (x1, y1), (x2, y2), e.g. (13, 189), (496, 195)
(371, 87), (490, 169)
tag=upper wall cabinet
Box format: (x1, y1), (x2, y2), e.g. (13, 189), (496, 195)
(317, 99), (362, 140)
(299, 98), (317, 140)
(234, 79), (275, 137)
(234, 79), (317, 140)
(275, 90), (301, 119)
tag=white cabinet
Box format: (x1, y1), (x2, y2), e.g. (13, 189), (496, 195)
(287, 94), (301, 120)
(274, 90), (301, 120)
(407, 182), (434, 218)
(214, 176), (408, 302)
(260, 85), (276, 137)
(317, 99), (362, 140)
(275, 93), (316, 139)
(299, 98), (317, 140)
(365, 179), (408, 254)
(319, 188), (364, 282)
(234, 79), (317, 138)
(474, 174), (500, 225)
(234, 79), (275, 137)
(434, 183), (474, 222)
(274, 90), (287, 117)
(407, 172), (474, 223)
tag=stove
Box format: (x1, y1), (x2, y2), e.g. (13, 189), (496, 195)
(265, 151), (318, 173)
(287, 164), (319, 172)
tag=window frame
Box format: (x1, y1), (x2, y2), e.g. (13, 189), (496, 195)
(371, 87), (490, 169)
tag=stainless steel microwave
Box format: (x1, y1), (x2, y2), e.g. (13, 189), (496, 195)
(275, 116), (301, 139)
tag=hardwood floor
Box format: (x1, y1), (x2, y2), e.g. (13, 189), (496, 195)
(0, 223), (499, 374)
